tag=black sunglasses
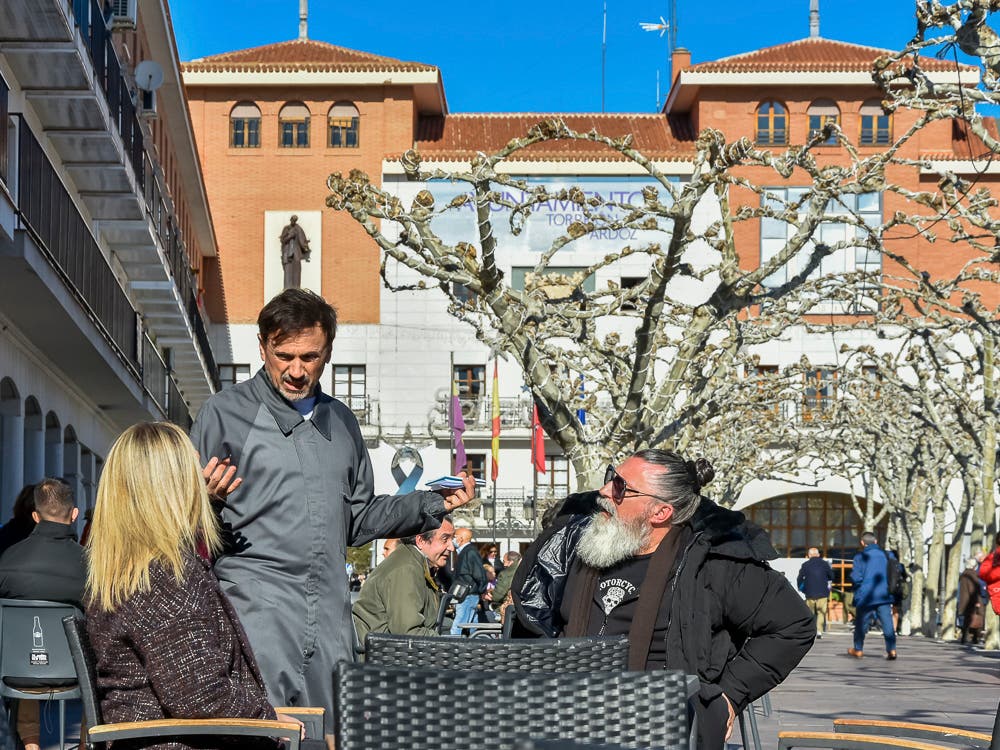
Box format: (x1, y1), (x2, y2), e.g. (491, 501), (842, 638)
(604, 465), (666, 503)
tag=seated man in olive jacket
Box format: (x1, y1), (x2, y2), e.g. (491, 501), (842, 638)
(353, 517), (455, 642)
(0, 478), (84, 750)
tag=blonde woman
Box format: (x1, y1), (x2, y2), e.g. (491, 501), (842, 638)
(84, 422), (309, 749)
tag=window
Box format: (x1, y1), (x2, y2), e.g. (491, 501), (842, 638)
(453, 365), (485, 424)
(218, 364), (251, 389)
(328, 101), (359, 148)
(754, 365), (781, 417)
(760, 188), (882, 314)
(620, 276), (645, 311)
(453, 365), (485, 398)
(755, 102), (787, 146)
(807, 100), (840, 144)
(333, 365), (366, 414)
(455, 453), (486, 481)
(802, 369), (837, 421)
(229, 102), (260, 148)
(537, 455), (570, 497)
(279, 102), (310, 148)
(860, 100), (892, 145)
(453, 282), (477, 306)
(511, 267), (596, 293)
(860, 365), (882, 399)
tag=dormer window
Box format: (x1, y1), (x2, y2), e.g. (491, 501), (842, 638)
(230, 102), (260, 148)
(755, 102), (787, 146)
(808, 100), (840, 145)
(328, 102), (360, 148)
(279, 102), (310, 148)
(860, 100), (892, 145)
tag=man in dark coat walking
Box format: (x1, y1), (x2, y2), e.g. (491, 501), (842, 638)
(798, 547), (834, 638)
(512, 450), (814, 750)
(848, 531), (897, 660)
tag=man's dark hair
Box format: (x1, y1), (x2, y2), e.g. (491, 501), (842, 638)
(257, 288), (338, 347)
(33, 478), (75, 521)
(634, 449), (715, 525)
(861, 531), (877, 546)
(11, 484), (35, 521)
(402, 515), (453, 546)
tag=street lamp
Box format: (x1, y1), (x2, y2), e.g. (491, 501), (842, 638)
(481, 493), (538, 553)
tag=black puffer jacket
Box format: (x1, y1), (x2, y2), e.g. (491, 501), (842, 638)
(511, 492), (815, 711)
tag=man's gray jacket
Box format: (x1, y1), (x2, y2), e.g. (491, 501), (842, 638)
(190, 368), (446, 726)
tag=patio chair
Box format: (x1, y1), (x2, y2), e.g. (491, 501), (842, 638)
(0, 599), (82, 750)
(61, 614), (308, 750)
(335, 661), (691, 750)
(363, 632), (630, 673)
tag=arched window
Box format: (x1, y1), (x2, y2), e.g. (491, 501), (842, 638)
(859, 99), (892, 146)
(279, 102), (310, 148)
(328, 102), (359, 148)
(755, 102), (787, 146)
(230, 101), (261, 148)
(807, 100), (840, 144)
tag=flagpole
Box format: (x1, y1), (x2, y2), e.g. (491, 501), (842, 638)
(449, 351), (454, 473)
(601, 0), (607, 113)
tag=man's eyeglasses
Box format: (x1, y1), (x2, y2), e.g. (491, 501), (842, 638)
(604, 465), (667, 504)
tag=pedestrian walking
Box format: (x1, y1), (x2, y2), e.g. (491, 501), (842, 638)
(847, 532), (898, 660)
(797, 547), (833, 638)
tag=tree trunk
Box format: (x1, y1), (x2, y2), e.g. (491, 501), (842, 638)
(923, 503), (946, 637)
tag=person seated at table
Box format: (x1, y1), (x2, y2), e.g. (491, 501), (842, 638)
(84, 421), (318, 749)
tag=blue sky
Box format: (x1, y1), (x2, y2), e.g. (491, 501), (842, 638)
(171, 1), (929, 113)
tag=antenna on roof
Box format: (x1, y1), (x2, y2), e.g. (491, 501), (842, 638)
(299, 0), (308, 40)
(809, 0), (819, 38)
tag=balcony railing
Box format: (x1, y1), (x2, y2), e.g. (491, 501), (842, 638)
(434, 396), (534, 429)
(0, 73), (8, 186)
(17, 116), (138, 362)
(338, 395), (378, 426)
(14, 115), (191, 426)
(71, 0), (144, 185)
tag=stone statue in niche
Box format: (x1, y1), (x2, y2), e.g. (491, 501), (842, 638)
(279, 215), (311, 289)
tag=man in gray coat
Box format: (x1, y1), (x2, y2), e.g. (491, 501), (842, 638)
(191, 288), (474, 731)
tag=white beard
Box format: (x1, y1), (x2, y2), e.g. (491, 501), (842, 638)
(576, 497), (652, 570)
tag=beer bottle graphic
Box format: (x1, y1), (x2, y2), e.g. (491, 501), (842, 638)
(32, 616), (43, 649)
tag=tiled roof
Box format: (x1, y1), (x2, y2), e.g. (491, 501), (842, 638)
(182, 39), (435, 73)
(687, 37), (964, 74)
(406, 114), (696, 162)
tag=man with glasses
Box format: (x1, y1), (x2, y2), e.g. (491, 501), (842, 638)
(512, 449), (813, 750)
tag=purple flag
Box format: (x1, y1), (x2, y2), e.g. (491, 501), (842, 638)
(451, 386), (467, 472)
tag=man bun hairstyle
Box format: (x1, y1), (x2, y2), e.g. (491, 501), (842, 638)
(258, 288), (338, 348)
(634, 449), (714, 525)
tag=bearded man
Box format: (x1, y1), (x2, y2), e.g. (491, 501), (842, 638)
(511, 449), (814, 750)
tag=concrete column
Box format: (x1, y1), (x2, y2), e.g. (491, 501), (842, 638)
(0, 413), (24, 519)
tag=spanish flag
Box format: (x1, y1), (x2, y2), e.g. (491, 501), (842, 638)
(491, 360), (500, 481)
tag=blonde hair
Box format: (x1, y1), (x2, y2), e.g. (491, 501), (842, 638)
(86, 422), (221, 611)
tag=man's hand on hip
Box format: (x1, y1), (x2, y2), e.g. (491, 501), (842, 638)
(436, 471), (476, 512)
(723, 693), (736, 740)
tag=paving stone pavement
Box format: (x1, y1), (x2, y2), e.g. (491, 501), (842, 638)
(736, 623), (1000, 750)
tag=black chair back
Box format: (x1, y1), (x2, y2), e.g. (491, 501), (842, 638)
(0, 598), (80, 696)
(363, 633), (629, 673)
(335, 662), (689, 750)
(61, 614), (102, 734)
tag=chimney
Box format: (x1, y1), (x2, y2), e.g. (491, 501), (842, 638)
(671, 47), (691, 84)
(299, 0), (308, 40)
(809, 0), (820, 38)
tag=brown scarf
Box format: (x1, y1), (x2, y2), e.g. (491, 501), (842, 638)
(565, 529), (683, 670)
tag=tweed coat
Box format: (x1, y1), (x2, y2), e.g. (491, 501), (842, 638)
(85, 553), (277, 750)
